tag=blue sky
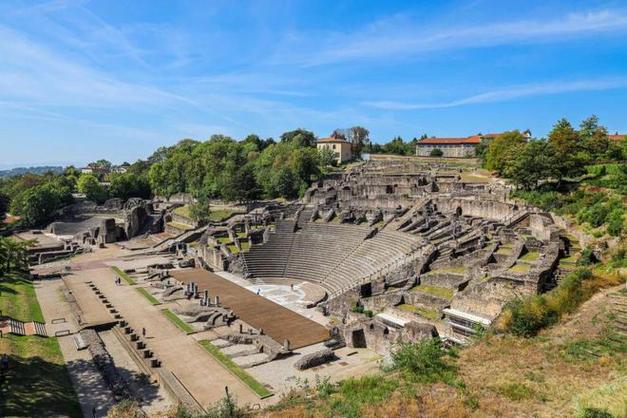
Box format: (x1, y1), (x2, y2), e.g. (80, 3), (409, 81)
(1, 0), (627, 168)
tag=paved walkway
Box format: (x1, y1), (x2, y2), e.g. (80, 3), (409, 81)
(34, 277), (115, 418)
(81, 267), (260, 408)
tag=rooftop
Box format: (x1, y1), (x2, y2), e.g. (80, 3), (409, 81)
(317, 137), (350, 144)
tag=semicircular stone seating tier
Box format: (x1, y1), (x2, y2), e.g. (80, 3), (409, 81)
(243, 222), (421, 297)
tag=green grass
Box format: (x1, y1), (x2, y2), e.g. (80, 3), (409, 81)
(227, 244), (239, 254)
(496, 247), (513, 256)
(240, 241), (250, 252)
(236, 232), (247, 238)
(0, 273), (44, 322)
(217, 236), (232, 244)
(198, 340), (272, 398)
(397, 304), (441, 320)
(161, 309), (194, 334)
(411, 284), (454, 300)
(0, 335), (81, 417)
(208, 209), (235, 222)
(508, 263), (531, 273)
(494, 382), (536, 401)
(167, 221), (194, 231)
(111, 266), (136, 285)
(519, 251), (540, 262)
(173, 205), (191, 218)
(425, 266), (467, 275)
(135, 287), (161, 305)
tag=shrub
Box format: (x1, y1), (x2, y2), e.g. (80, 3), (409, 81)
(503, 269), (596, 337)
(581, 408), (614, 418)
(390, 339), (457, 384)
(607, 208), (624, 237)
(430, 148), (443, 157)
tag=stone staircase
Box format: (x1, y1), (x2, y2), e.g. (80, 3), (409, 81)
(0, 317), (47, 337)
(609, 289), (627, 336)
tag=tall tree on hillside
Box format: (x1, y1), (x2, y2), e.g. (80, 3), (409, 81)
(548, 118), (586, 178)
(505, 140), (558, 190)
(579, 115), (610, 158)
(77, 174), (107, 203)
(485, 131), (527, 175)
(280, 129), (317, 147)
(349, 126), (370, 157)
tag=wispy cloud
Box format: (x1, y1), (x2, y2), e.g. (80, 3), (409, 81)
(281, 9), (627, 66)
(363, 77), (627, 110)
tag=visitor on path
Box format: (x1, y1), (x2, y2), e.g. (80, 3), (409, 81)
(142, 327), (146, 337)
(1, 354), (8, 371)
(92, 405), (97, 418)
(257, 289), (260, 295)
(290, 284), (294, 291)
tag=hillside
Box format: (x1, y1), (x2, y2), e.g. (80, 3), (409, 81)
(258, 269), (626, 418)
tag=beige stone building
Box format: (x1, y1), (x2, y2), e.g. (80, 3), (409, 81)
(416, 133), (502, 158)
(317, 137), (353, 164)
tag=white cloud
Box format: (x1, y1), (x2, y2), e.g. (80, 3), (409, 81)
(363, 77), (627, 110)
(281, 9), (627, 66)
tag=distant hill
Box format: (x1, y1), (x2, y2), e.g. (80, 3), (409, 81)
(0, 166), (64, 178)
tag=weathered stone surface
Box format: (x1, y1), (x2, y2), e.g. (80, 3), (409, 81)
(293, 348), (336, 370)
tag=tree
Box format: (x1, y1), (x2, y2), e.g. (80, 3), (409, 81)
(77, 174), (107, 203)
(0, 237), (32, 274)
(189, 192), (211, 223)
(94, 159), (112, 170)
(10, 183), (72, 226)
(485, 131), (527, 175)
(109, 173), (151, 200)
(349, 126), (370, 157)
(318, 146), (337, 167)
(280, 129), (317, 147)
(548, 118), (586, 179)
(223, 164), (260, 202)
(506, 140), (558, 190)
(579, 115), (609, 158)
(430, 148), (443, 157)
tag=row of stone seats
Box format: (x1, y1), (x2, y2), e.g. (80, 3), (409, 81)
(283, 224), (368, 282)
(243, 233), (295, 277)
(322, 231), (420, 293)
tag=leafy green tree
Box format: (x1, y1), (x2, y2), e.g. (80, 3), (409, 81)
(0, 237), (33, 274)
(506, 141), (558, 190)
(429, 148), (443, 157)
(77, 174), (107, 203)
(189, 191), (211, 223)
(280, 129), (317, 147)
(485, 130), (527, 175)
(579, 115), (609, 159)
(318, 146), (337, 167)
(222, 164), (260, 202)
(10, 183), (72, 226)
(548, 118), (587, 179)
(349, 126), (370, 157)
(109, 173), (151, 200)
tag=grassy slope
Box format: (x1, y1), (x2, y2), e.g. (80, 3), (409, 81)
(0, 273), (44, 322)
(0, 275), (80, 417)
(0, 335), (82, 418)
(260, 271), (626, 418)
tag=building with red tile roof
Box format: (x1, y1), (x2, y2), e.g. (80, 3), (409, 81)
(416, 133), (505, 157)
